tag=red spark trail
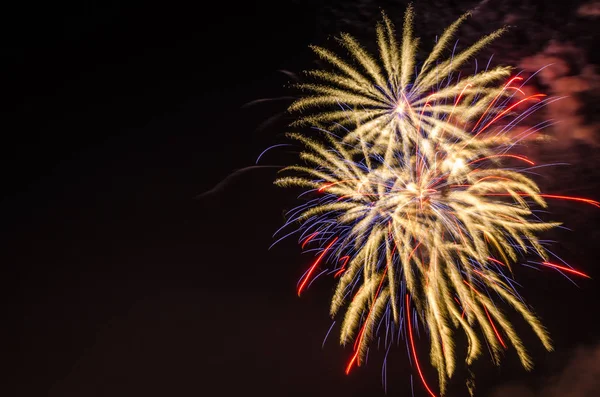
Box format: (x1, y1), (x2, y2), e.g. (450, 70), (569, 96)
(472, 76), (523, 132)
(453, 297), (466, 319)
(480, 193), (600, 208)
(538, 194), (600, 208)
(351, 254), (394, 352)
(301, 232), (319, 249)
(473, 269), (499, 287)
(297, 237), (339, 296)
(541, 262), (591, 278)
(345, 353), (359, 375)
(476, 94), (546, 136)
(440, 83), (473, 142)
(346, 267), (388, 373)
(346, 242), (401, 374)
(450, 84), (472, 119)
(350, 286), (364, 303)
(334, 256), (350, 278)
(417, 101), (433, 134)
(408, 242), (422, 261)
(453, 219), (467, 247)
(475, 176), (512, 183)
(463, 281), (507, 349)
(505, 86), (525, 95)
(487, 257), (506, 267)
(483, 306), (507, 349)
(406, 294), (438, 397)
(468, 154), (534, 166)
(318, 180), (356, 192)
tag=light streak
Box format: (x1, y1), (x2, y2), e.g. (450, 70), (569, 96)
(406, 294), (438, 397)
(297, 237), (339, 296)
(541, 262), (591, 279)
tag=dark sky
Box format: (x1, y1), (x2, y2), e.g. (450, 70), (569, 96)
(1, 1), (599, 396)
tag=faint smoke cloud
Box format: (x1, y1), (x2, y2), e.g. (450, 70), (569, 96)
(490, 344), (600, 397)
(577, 1), (600, 17)
(519, 41), (600, 146)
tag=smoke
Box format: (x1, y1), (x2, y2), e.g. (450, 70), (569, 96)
(519, 41), (600, 146)
(490, 344), (600, 397)
(577, 1), (600, 17)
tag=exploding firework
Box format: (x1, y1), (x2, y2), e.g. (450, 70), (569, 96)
(270, 5), (595, 396)
(289, 7), (516, 156)
(276, 132), (561, 395)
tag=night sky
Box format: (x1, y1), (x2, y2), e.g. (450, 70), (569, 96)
(2, 1), (600, 396)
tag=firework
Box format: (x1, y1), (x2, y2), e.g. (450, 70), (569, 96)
(271, 5), (595, 396)
(289, 6), (517, 157)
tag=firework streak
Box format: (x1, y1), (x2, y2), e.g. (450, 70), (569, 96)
(271, 5), (595, 396)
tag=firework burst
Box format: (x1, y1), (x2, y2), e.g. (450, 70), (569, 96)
(289, 6), (518, 156)
(276, 130), (559, 395)
(270, 5), (595, 396)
